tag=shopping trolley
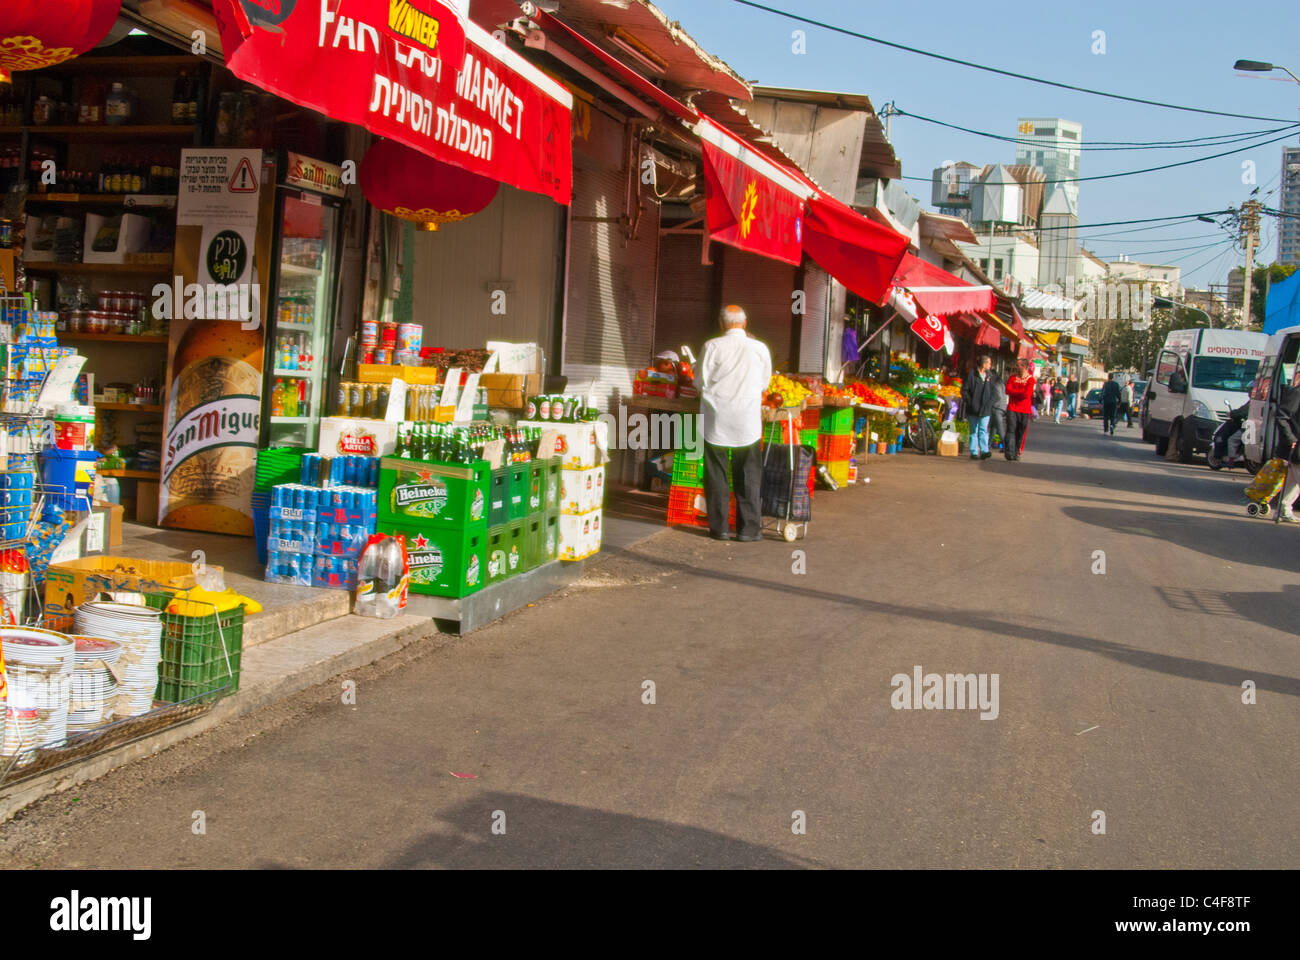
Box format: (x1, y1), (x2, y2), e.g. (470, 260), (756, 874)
(760, 408), (813, 542)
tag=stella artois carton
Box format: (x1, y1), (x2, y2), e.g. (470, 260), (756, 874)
(319, 417), (400, 459)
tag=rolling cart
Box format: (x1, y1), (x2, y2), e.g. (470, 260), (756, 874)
(760, 407), (812, 542)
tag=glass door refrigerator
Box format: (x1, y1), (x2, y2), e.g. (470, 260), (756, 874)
(260, 153), (346, 450)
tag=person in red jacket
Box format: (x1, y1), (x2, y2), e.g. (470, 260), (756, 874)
(1004, 360), (1036, 461)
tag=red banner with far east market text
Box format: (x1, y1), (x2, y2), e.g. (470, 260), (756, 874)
(212, 0), (573, 205)
(698, 120), (805, 266)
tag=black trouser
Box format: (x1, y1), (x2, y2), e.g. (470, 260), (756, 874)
(992, 408), (1007, 448)
(1102, 401), (1119, 433)
(1004, 411), (1030, 459)
(704, 440), (761, 538)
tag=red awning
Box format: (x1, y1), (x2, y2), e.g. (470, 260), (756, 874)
(801, 191), (910, 305)
(694, 116), (810, 266)
(211, 0), (573, 204)
(893, 254), (996, 317)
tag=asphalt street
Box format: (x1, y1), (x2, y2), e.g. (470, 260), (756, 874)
(5, 416), (1298, 868)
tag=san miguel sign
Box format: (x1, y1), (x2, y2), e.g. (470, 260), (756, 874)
(213, 0), (573, 204)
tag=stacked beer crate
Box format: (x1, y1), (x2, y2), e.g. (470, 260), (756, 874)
(666, 448), (734, 529)
(818, 406), (854, 487)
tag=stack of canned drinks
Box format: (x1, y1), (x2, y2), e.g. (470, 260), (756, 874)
(299, 453), (379, 488)
(265, 484), (379, 589)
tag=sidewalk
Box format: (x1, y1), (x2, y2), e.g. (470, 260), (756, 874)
(0, 516), (666, 821)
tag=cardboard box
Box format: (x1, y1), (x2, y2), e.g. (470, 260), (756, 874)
(82, 212), (152, 264)
(559, 466), (605, 515)
(319, 417), (400, 457)
(481, 372), (542, 410)
(558, 508), (601, 561)
(938, 430), (960, 457)
(518, 420), (609, 469)
(357, 364), (440, 385)
(93, 500), (124, 546)
(48, 505), (112, 565)
(43, 555), (218, 618)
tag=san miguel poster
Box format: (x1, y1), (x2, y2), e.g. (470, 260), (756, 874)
(159, 148), (266, 536)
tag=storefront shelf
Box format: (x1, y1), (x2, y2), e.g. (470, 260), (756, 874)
(98, 468), (160, 479)
(1, 124), (197, 140)
(25, 193), (177, 207)
(95, 402), (163, 412)
(62, 332), (169, 343)
(37, 55), (205, 76)
(280, 262), (322, 277)
(24, 262), (173, 275)
(272, 416), (313, 424)
(273, 369), (315, 377)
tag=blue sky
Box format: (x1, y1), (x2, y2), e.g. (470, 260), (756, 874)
(651, 0), (1300, 288)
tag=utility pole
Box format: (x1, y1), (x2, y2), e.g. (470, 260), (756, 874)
(1239, 199), (1262, 328)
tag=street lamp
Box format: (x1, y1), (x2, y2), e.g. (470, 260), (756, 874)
(1233, 59), (1300, 85)
(1154, 295), (1213, 328)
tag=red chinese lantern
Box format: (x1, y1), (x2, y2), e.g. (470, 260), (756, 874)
(359, 138), (499, 232)
(0, 0), (122, 84)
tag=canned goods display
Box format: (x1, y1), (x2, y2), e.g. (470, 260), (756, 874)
(373, 348), (392, 365)
(379, 321), (398, 348)
(360, 319), (379, 347)
(396, 323), (422, 352)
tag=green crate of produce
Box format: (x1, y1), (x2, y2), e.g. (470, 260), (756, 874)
(543, 457), (562, 511)
(487, 466), (510, 527)
(819, 406), (854, 435)
(147, 596), (244, 703)
(255, 446), (308, 492)
(527, 461), (546, 514)
(799, 428), (819, 447)
(378, 520), (487, 597)
(378, 456), (489, 528)
(485, 523), (512, 585)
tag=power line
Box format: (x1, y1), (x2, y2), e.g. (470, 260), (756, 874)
(912, 128), (1300, 187)
(1087, 238), (1237, 258)
(730, 0), (1297, 123)
(1019, 212), (1231, 232)
(894, 108), (1300, 151)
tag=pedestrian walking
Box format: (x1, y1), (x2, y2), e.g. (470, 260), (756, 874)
(1033, 378), (1048, 419)
(698, 304), (772, 541)
(961, 354), (996, 460)
(1066, 375), (1080, 419)
(1120, 378), (1134, 428)
(992, 367), (1009, 453)
(1004, 359), (1036, 461)
(1051, 379), (1066, 423)
(1274, 367), (1300, 523)
(1101, 373), (1122, 435)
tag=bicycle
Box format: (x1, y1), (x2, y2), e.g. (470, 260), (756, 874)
(898, 397), (938, 455)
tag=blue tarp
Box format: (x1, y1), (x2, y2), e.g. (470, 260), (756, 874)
(1264, 269), (1300, 335)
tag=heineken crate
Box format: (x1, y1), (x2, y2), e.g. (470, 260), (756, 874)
(485, 523), (512, 585)
(527, 460), (546, 514)
(378, 520), (487, 598)
(543, 457), (562, 511)
(145, 595), (244, 703)
(819, 406), (854, 435)
(488, 466), (509, 527)
(507, 463), (529, 521)
(378, 456), (489, 528)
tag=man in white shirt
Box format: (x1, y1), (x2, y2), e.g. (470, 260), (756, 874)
(698, 305), (772, 541)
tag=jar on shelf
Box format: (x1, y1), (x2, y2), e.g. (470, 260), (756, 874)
(32, 96), (55, 126)
(68, 310), (89, 333)
(105, 83), (131, 125)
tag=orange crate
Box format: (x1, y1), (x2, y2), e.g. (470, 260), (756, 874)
(817, 433), (853, 461)
(666, 485), (736, 528)
(800, 407), (821, 430)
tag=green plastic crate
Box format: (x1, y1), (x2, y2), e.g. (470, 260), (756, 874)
(542, 509), (559, 563)
(147, 596), (244, 703)
(255, 446), (308, 492)
(799, 428), (819, 447)
(378, 456), (489, 527)
(543, 457), (562, 511)
(504, 519), (526, 577)
(487, 466), (510, 527)
(527, 461), (546, 514)
(522, 513), (545, 570)
(507, 464), (529, 522)
(670, 453), (705, 487)
(379, 520), (487, 597)
(485, 523), (512, 585)
(819, 406), (854, 435)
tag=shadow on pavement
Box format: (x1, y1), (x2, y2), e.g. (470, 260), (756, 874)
(1061, 505), (1299, 573)
(377, 792), (820, 869)
(622, 550), (1300, 698)
(1155, 583), (1300, 638)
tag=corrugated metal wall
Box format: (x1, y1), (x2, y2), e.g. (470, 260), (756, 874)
(720, 249), (797, 370)
(799, 265), (829, 374)
(410, 184), (563, 354)
(654, 232), (713, 357)
(562, 153), (660, 411)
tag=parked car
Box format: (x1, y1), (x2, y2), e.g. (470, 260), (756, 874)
(1082, 387), (1104, 418)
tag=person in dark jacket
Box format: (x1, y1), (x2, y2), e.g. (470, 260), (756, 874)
(961, 355), (996, 460)
(1276, 368), (1300, 522)
(1100, 373), (1123, 435)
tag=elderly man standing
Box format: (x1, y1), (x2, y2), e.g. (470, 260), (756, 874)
(698, 305), (772, 542)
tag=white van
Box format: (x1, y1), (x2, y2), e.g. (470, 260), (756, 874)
(1243, 324), (1300, 468)
(1140, 328), (1269, 462)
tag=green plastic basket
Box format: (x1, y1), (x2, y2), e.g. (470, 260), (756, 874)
(146, 594), (244, 703)
(255, 446), (308, 492)
(670, 454), (705, 487)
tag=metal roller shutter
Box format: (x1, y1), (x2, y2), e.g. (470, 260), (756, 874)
(720, 249), (797, 370)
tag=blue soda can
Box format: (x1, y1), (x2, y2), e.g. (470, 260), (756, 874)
(293, 485), (306, 511)
(331, 456), (344, 488)
(343, 456), (356, 487)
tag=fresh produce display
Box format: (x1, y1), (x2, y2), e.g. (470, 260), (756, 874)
(938, 382), (961, 399)
(765, 373), (813, 407)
